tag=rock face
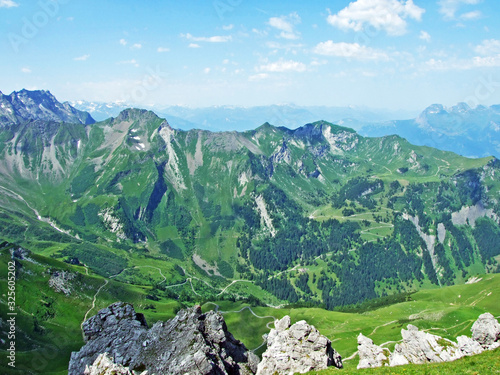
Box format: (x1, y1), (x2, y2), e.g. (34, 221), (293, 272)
(0, 89), (95, 125)
(356, 313), (500, 369)
(357, 333), (389, 369)
(69, 302), (259, 375)
(256, 316), (342, 375)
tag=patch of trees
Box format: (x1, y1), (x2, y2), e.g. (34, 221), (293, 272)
(62, 243), (127, 277)
(317, 238), (423, 309)
(444, 220), (474, 268)
(160, 239), (184, 260)
(295, 273), (312, 294)
(332, 177), (384, 208)
(473, 217), (500, 261)
(257, 275), (299, 303)
(455, 170), (483, 206)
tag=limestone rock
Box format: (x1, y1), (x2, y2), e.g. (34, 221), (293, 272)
(357, 313), (500, 369)
(69, 302), (259, 375)
(456, 335), (484, 356)
(357, 333), (389, 369)
(471, 312), (500, 349)
(256, 316), (342, 375)
(389, 325), (463, 366)
(84, 353), (146, 375)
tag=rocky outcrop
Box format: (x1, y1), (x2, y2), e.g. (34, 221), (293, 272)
(357, 333), (389, 369)
(48, 270), (77, 296)
(389, 325), (462, 366)
(471, 312), (500, 349)
(356, 313), (500, 369)
(84, 353), (146, 375)
(256, 316), (342, 375)
(69, 302), (259, 375)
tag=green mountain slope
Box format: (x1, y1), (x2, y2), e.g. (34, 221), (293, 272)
(1, 242), (499, 374)
(0, 109), (499, 310)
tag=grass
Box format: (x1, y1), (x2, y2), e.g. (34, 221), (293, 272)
(1, 244), (499, 375)
(309, 347), (500, 374)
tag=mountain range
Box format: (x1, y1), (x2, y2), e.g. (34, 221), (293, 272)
(1, 88), (499, 306)
(0, 89), (95, 125)
(69, 98), (500, 159)
(1, 88), (500, 373)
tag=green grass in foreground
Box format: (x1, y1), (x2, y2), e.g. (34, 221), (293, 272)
(310, 347), (500, 374)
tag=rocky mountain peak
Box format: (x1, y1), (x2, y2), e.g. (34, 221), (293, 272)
(0, 89), (95, 125)
(69, 303), (259, 375)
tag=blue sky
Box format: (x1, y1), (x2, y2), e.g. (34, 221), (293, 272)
(1, 0), (500, 111)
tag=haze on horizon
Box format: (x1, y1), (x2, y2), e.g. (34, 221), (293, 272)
(1, 0), (500, 112)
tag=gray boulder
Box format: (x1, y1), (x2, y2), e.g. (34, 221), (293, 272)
(471, 312), (500, 349)
(256, 316), (342, 375)
(69, 302), (259, 375)
(356, 333), (389, 369)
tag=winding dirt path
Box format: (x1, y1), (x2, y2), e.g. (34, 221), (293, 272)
(205, 302), (276, 351)
(81, 279), (109, 340)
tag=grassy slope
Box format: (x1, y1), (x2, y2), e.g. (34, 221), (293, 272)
(310, 347), (500, 374)
(1, 244), (499, 374)
(203, 273), (500, 370)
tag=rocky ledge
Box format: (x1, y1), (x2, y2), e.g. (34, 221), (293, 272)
(357, 312), (500, 369)
(69, 302), (259, 375)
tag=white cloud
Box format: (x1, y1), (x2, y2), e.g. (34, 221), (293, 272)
(222, 24), (234, 30)
(472, 39), (500, 67)
(74, 54), (90, 61)
(268, 12), (301, 40)
(419, 30), (431, 42)
(475, 39), (500, 56)
(327, 0), (425, 36)
(258, 59), (307, 73)
(472, 56), (500, 67)
(252, 28), (268, 37)
(0, 0), (19, 8)
(310, 59), (328, 67)
(131, 43), (142, 50)
(438, 0), (481, 20)
(157, 47), (170, 53)
(182, 33), (232, 43)
(314, 41), (389, 61)
(248, 73), (269, 81)
(119, 39), (128, 46)
(21, 67), (31, 73)
(203, 67), (211, 74)
(188, 43), (201, 48)
(118, 59), (139, 67)
(460, 10), (481, 20)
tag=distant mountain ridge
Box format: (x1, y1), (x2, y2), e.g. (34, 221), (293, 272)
(71, 99), (416, 131)
(70, 98), (500, 158)
(0, 89), (95, 125)
(360, 102), (500, 158)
